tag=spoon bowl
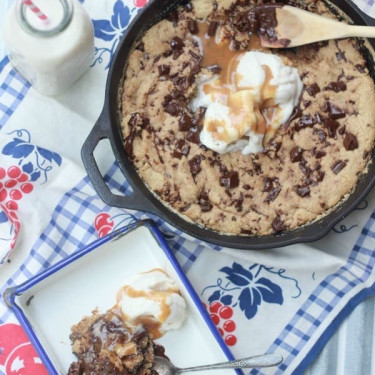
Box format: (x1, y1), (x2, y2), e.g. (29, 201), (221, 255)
(253, 5), (375, 48)
(152, 354), (283, 375)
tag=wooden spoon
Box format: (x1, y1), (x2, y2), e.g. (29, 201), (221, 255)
(254, 5), (375, 48)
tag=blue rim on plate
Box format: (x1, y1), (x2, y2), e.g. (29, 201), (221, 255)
(4, 219), (244, 375)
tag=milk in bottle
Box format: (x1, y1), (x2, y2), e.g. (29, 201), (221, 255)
(2, 0), (94, 96)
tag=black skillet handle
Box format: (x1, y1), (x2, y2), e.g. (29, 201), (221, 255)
(81, 111), (152, 212)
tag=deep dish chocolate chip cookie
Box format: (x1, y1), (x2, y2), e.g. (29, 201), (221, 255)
(121, 0), (375, 236)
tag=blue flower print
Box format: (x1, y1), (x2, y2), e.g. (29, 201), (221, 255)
(220, 263), (283, 319)
(202, 262), (301, 321)
(93, 1), (130, 42)
(2, 129), (62, 183)
(92, 0), (137, 69)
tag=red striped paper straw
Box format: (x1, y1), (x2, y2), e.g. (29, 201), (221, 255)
(22, 0), (49, 24)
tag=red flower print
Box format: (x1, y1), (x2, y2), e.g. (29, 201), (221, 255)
(94, 212), (114, 238)
(133, 0), (148, 7)
(0, 323), (48, 374)
(204, 302), (238, 347)
(0, 166), (35, 252)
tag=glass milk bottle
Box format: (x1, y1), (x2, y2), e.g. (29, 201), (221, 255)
(2, 0), (94, 96)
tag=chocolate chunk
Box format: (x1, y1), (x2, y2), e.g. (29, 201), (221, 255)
(180, 204), (191, 212)
(162, 50), (173, 58)
(272, 216), (286, 232)
(290, 146), (303, 163)
(179, 113), (193, 131)
(263, 177), (281, 203)
(241, 229), (253, 235)
(316, 170), (325, 182)
(313, 113), (323, 124)
(264, 140), (282, 159)
(135, 42), (145, 52)
(324, 118), (340, 138)
(336, 51), (346, 62)
(167, 10), (179, 25)
(207, 65), (222, 74)
(243, 184), (251, 190)
(207, 21), (218, 37)
(249, 5), (291, 47)
(331, 160), (347, 175)
(230, 39), (241, 51)
(173, 140), (190, 159)
(164, 101), (182, 116)
(299, 161), (312, 177)
(200, 201), (213, 212)
(324, 81), (347, 92)
(124, 133), (135, 158)
(172, 74), (195, 90)
(169, 89), (185, 101)
(233, 193), (244, 212)
(263, 177), (273, 192)
(295, 115), (315, 132)
(295, 185), (311, 197)
(338, 125), (346, 135)
(338, 70), (354, 81)
(170, 37), (184, 50)
(234, 13), (254, 32)
(219, 162), (228, 173)
(185, 3), (193, 11)
(189, 50), (200, 60)
(220, 171), (239, 189)
(355, 64), (366, 73)
(158, 64), (170, 76)
(306, 83), (321, 97)
(189, 155), (204, 176)
(253, 162), (262, 175)
(186, 126), (200, 144)
(343, 133), (359, 151)
(224, 189), (232, 198)
(287, 107), (302, 127)
(187, 19), (198, 34)
(199, 190), (212, 212)
(265, 187), (281, 203)
(315, 150), (326, 159)
(124, 113), (149, 158)
(329, 104), (346, 120)
(316, 129), (327, 142)
(323, 101), (346, 119)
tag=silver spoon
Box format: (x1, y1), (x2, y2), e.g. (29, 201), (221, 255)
(152, 354), (283, 374)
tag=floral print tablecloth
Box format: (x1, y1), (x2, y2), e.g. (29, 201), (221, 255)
(0, 1), (374, 374)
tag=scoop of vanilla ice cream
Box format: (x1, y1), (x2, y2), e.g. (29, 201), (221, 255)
(117, 269), (186, 336)
(193, 51), (303, 155)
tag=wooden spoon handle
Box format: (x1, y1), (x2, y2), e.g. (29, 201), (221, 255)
(343, 25), (375, 39)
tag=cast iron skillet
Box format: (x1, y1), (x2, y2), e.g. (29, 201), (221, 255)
(81, 0), (375, 250)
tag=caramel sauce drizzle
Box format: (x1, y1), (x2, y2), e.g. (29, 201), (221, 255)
(194, 22), (281, 145)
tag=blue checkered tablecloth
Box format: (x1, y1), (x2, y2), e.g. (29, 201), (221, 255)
(0, 1), (374, 375)
(0, 57), (30, 128)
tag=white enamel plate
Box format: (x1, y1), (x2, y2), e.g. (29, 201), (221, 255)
(4, 220), (242, 375)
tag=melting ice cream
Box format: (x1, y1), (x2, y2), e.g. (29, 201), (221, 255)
(116, 269), (187, 338)
(191, 51), (303, 154)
